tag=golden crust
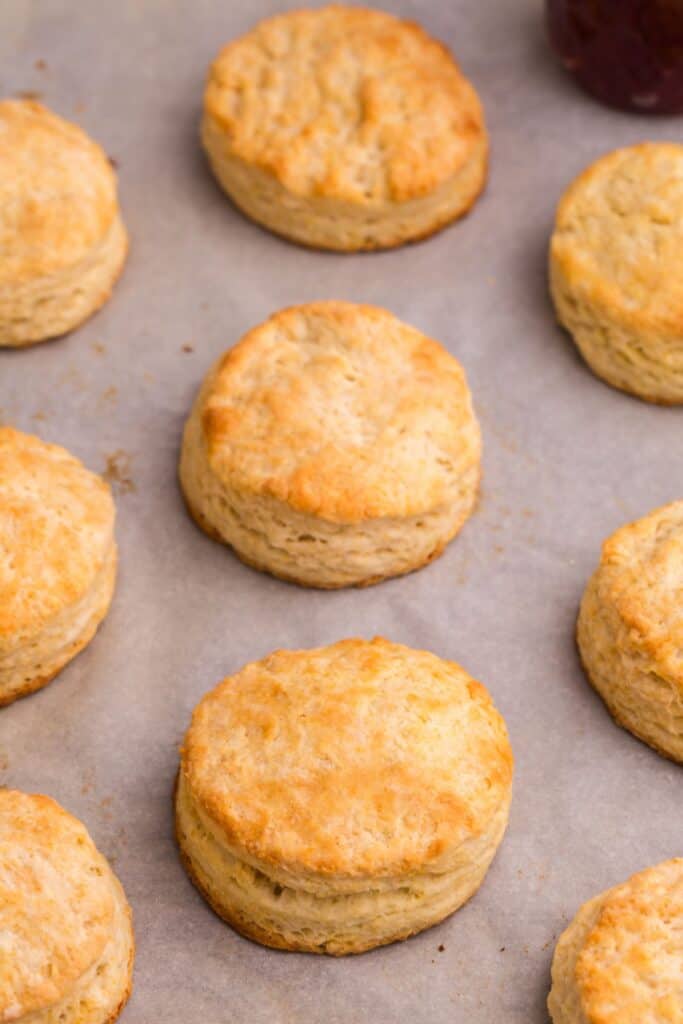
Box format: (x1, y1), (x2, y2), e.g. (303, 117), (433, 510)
(550, 143), (683, 403)
(179, 637), (513, 880)
(0, 789), (133, 1024)
(185, 301), (480, 523)
(202, 6), (487, 249)
(577, 500), (683, 763)
(0, 100), (118, 285)
(548, 859), (683, 1024)
(205, 6), (485, 203)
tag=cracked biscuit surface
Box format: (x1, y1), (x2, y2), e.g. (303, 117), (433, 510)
(0, 99), (127, 347)
(176, 637), (513, 955)
(201, 5), (487, 250)
(0, 427), (117, 705)
(577, 500), (683, 763)
(0, 788), (134, 1024)
(548, 859), (683, 1024)
(550, 143), (683, 403)
(179, 301), (481, 588)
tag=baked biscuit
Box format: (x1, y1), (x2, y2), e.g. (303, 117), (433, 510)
(201, 6), (488, 251)
(179, 301), (481, 588)
(548, 858), (682, 1024)
(0, 788), (134, 1024)
(0, 99), (128, 347)
(577, 500), (683, 763)
(0, 427), (117, 705)
(176, 637), (513, 954)
(550, 143), (683, 404)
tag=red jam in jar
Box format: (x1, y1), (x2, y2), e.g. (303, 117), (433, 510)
(547, 1), (683, 113)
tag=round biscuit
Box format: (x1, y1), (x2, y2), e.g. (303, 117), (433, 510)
(179, 301), (481, 588)
(176, 637), (513, 954)
(0, 788), (134, 1024)
(577, 499), (683, 764)
(550, 143), (683, 403)
(0, 99), (128, 347)
(548, 859), (683, 1024)
(201, 6), (487, 251)
(0, 427), (117, 705)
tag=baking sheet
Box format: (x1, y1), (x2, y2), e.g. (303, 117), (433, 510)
(0, 1), (681, 1020)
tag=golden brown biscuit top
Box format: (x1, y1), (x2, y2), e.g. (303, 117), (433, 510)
(599, 500), (683, 691)
(197, 301), (481, 522)
(0, 100), (118, 285)
(181, 637), (513, 878)
(0, 428), (115, 644)
(204, 5), (486, 203)
(576, 859), (683, 1024)
(0, 789), (114, 1022)
(552, 143), (683, 331)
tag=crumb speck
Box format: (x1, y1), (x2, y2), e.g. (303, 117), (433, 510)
(17, 90), (42, 101)
(91, 341), (106, 356)
(0, 752), (8, 772)
(99, 386), (117, 407)
(103, 450), (136, 495)
(108, 155), (119, 169)
(499, 946), (506, 953)
(32, 411), (47, 423)
(35, 59), (47, 71)
(437, 944), (445, 952)
(182, 344), (194, 353)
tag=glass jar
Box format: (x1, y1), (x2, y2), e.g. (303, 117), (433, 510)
(547, 0), (683, 113)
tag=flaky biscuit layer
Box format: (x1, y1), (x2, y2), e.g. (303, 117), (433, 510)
(179, 301), (481, 587)
(577, 500), (683, 763)
(176, 771), (509, 955)
(548, 859), (683, 1024)
(551, 143), (683, 403)
(176, 638), (513, 953)
(202, 6), (487, 249)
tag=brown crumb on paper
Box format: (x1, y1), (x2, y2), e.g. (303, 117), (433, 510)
(108, 155), (119, 169)
(91, 341), (106, 356)
(99, 386), (118, 408)
(103, 450), (136, 495)
(17, 90), (42, 101)
(182, 344), (194, 353)
(35, 59), (47, 71)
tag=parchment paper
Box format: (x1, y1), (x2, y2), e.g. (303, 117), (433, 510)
(0, 2), (681, 1020)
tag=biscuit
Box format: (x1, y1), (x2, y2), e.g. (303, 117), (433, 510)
(176, 637), (513, 955)
(0, 427), (117, 705)
(0, 99), (128, 347)
(550, 143), (683, 404)
(548, 858), (682, 1024)
(0, 788), (134, 1024)
(201, 6), (487, 251)
(577, 500), (683, 763)
(179, 301), (481, 588)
